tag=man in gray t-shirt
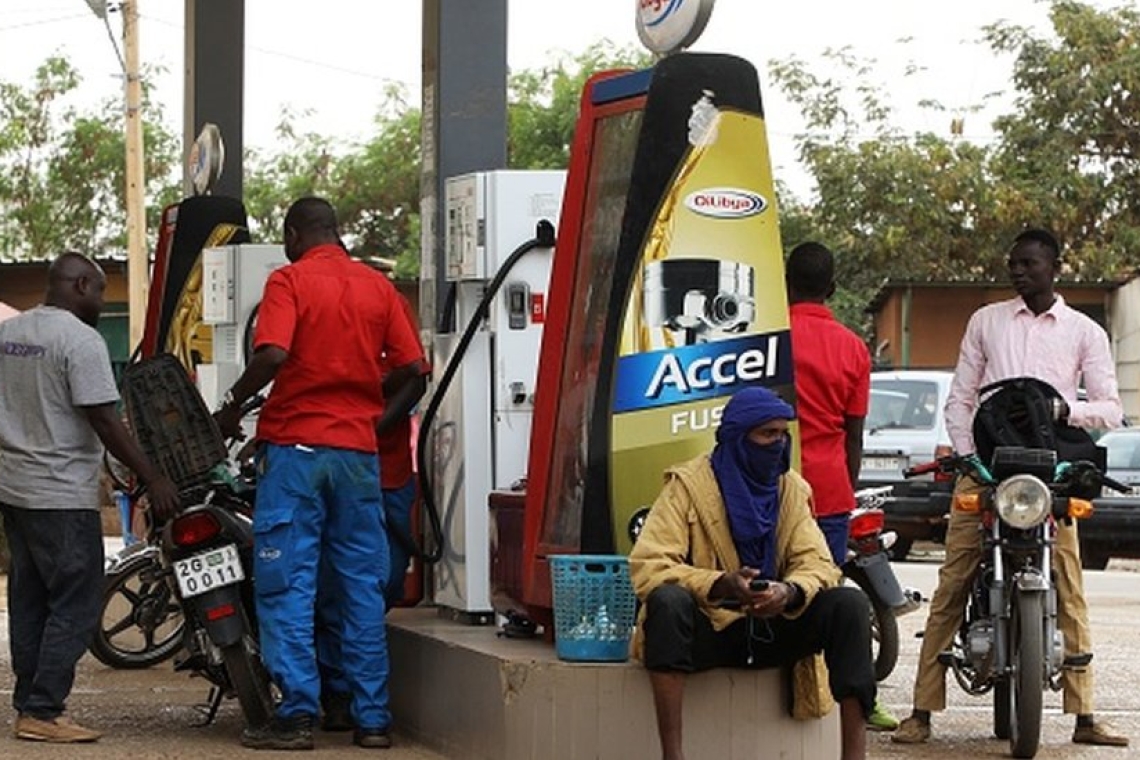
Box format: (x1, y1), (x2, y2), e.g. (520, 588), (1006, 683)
(0, 253), (178, 744)
(0, 307), (119, 509)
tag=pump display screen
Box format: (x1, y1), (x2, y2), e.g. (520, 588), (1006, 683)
(539, 107), (644, 549)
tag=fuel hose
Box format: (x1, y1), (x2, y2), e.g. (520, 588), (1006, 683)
(414, 219), (557, 564)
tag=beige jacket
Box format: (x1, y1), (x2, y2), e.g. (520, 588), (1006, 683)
(628, 455), (841, 719)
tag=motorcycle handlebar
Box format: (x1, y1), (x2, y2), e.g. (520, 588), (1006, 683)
(1101, 473), (1131, 494)
(903, 459), (948, 478)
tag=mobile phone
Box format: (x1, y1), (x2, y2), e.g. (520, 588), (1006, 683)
(749, 578), (769, 592)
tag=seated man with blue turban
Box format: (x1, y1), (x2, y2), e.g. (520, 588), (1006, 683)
(629, 386), (876, 760)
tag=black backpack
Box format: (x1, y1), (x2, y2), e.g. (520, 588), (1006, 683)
(972, 377), (1105, 471)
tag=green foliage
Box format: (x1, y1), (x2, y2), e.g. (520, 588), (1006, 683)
(985, 1), (1140, 278)
(241, 42), (651, 277)
(243, 107), (342, 241)
(508, 42), (651, 169)
(768, 1), (1140, 336)
(0, 57), (180, 261)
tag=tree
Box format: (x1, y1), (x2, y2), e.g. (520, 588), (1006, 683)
(241, 43), (652, 278)
(0, 57), (180, 261)
(509, 42), (651, 170)
(768, 47), (1006, 329)
(985, 1), (1140, 278)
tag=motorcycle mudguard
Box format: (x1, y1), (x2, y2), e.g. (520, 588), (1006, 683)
(1013, 569), (1048, 592)
(188, 585), (249, 648)
(847, 552), (906, 608)
(105, 541), (160, 575)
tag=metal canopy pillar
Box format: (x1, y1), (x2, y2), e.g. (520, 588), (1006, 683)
(420, 0), (508, 332)
(184, 0), (244, 199)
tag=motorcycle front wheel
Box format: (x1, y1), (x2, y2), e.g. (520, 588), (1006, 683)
(1009, 590), (1045, 759)
(221, 636), (276, 729)
(90, 553), (185, 669)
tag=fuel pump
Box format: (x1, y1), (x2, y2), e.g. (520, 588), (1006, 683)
(198, 244), (288, 438)
(421, 170), (566, 622)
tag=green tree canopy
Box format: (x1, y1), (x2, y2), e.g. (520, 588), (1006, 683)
(985, 1), (1140, 277)
(0, 57), (179, 261)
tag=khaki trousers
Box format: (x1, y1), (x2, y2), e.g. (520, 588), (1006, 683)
(911, 478), (1093, 715)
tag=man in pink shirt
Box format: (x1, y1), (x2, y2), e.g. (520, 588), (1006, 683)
(894, 229), (1128, 747)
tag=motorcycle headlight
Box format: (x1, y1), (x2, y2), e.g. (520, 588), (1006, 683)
(994, 474), (1051, 529)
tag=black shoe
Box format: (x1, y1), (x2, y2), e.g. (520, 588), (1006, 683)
(353, 727), (392, 749)
(241, 715), (315, 750)
(320, 691), (355, 732)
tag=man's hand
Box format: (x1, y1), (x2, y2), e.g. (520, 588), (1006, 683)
(711, 568), (794, 617)
(214, 405), (245, 441)
(143, 474), (181, 521)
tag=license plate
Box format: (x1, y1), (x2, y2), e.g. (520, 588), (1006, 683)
(174, 545), (244, 598)
(863, 456), (903, 471)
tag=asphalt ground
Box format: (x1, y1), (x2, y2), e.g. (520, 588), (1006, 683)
(0, 543), (1136, 758)
(870, 548), (1140, 759)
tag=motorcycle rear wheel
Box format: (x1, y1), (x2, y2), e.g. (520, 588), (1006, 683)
(90, 553), (185, 669)
(221, 637), (276, 729)
(1009, 591), (1045, 759)
(847, 574), (900, 681)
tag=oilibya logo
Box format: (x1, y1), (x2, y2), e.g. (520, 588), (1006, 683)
(684, 187), (768, 219)
(645, 335), (780, 399)
(639, 0), (683, 25)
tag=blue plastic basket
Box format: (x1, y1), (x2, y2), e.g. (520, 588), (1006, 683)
(550, 554), (636, 662)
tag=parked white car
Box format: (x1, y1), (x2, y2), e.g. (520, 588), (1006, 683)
(1097, 428), (1140, 495)
(859, 369), (955, 488)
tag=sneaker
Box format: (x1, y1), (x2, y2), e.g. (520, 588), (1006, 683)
(353, 727), (392, 749)
(866, 701), (900, 731)
(240, 715), (315, 751)
(1073, 721), (1129, 747)
(14, 714), (102, 743)
(321, 691), (355, 732)
(891, 716), (931, 744)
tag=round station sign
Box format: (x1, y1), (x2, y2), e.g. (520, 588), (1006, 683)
(188, 123), (224, 196)
(635, 0), (716, 56)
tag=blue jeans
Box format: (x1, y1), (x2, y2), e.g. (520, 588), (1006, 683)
(816, 513), (850, 567)
(1, 504), (103, 719)
(318, 475), (416, 700)
(253, 443), (390, 730)
(381, 477), (416, 605)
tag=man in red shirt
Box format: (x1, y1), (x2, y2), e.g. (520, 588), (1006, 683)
(215, 197), (424, 751)
(787, 241), (896, 731)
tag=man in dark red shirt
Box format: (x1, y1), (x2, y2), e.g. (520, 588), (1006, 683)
(787, 241), (896, 731)
(316, 292), (429, 732)
(215, 197), (424, 751)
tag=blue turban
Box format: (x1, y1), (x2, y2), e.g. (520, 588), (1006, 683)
(710, 386), (795, 579)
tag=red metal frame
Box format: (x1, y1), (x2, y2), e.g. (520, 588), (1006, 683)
(521, 71), (646, 618)
(139, 202), (179, 359)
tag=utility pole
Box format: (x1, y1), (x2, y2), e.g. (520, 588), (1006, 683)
(122, 0), (147, 351)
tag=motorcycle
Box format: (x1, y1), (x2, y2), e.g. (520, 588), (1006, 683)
(846, 485), (923, 681)
(91, 355), (274, 728)
(905, 446), (1125, 758)
(162, 475), (274, 727)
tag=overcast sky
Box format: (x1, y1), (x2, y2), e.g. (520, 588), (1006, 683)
(0, 1), (1116, 199)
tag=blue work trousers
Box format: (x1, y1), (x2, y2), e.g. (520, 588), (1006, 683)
(816, 512), (851, 567)
(318, 475), (416, 698)
(254, 443), (390, 730)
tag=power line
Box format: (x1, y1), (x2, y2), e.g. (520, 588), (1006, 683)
(0, 12), (90, 32)
(140, 12), (413, 89)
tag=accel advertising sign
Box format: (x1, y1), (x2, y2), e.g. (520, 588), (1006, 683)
(610, 82), (793, 553)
